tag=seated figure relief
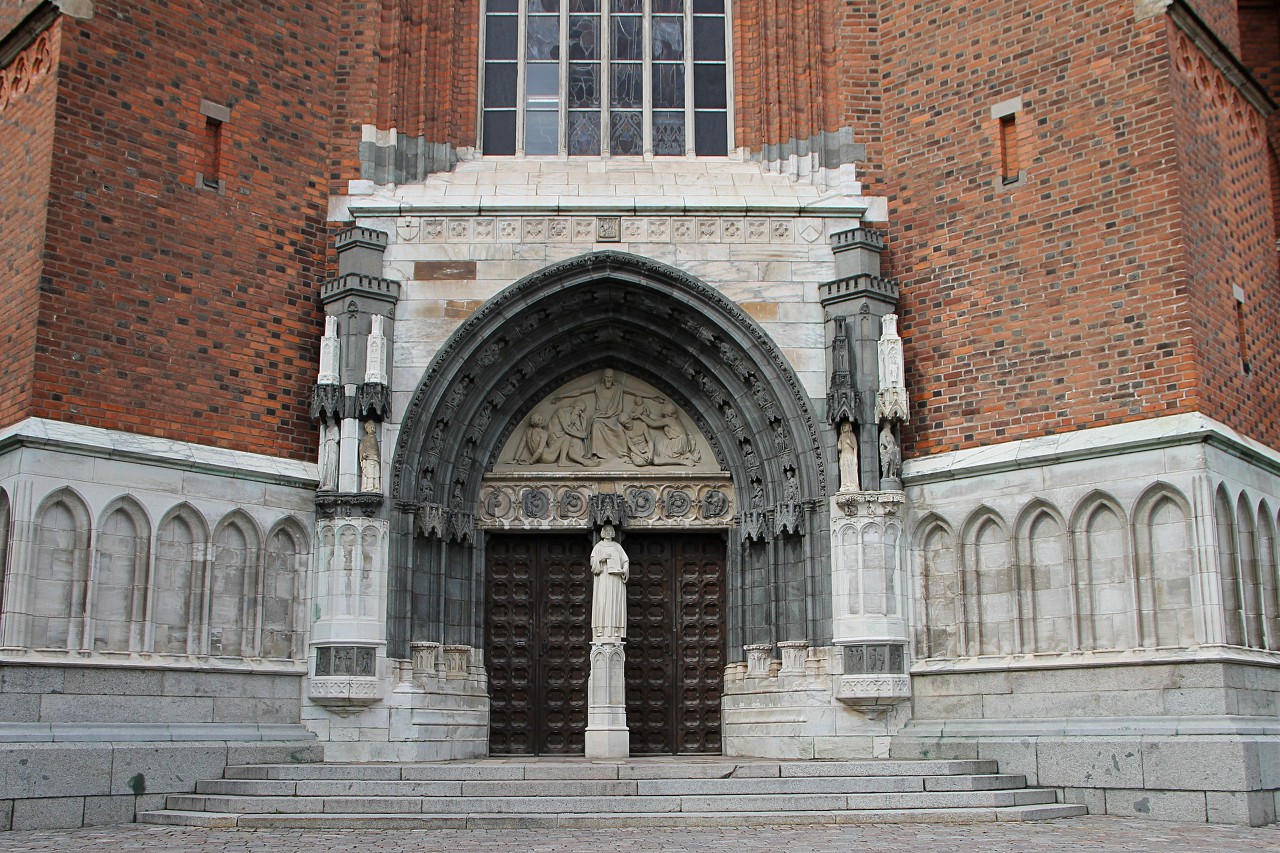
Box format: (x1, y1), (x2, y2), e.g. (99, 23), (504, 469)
(497, 369), (713, 472)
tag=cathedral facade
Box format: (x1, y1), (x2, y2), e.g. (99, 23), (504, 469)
(1, 0), (1280, 830)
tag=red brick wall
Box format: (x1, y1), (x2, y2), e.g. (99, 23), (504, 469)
(1185, 0), (1241, 52)
(1169, 19), (1280, 444)
(880, 2), (1199, 457)
(732, 0), (858, 158)
(0, 22), (58, 429)
(1237, 0), (1280, 236)
(31, 1), (340, 459)
(331, 0), (479, 191)
(0, 0), (42, 38)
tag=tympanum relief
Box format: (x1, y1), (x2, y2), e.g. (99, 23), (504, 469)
(494, 370), (716, 474)
(482, 369), (733, 530)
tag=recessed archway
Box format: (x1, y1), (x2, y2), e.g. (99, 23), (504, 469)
(389, 250), (830, 660)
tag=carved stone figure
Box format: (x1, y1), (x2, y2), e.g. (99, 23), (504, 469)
(838, 420), (859, 493)
(879, 422), (901, 482)
(590, 524), (629, 641)
(499, 370), (713, 472)
(318, 423), (339, 491)
(548, 402), (599, 467)
(637, 403), (701, 466)
(552, 368), (663, 461)
(784, 469), (800, 503)
(516, 414), (551, 464)
(622, 413), (655, 465)
(359, 420), (381, 493)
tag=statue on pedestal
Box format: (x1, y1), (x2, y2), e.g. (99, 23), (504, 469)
(590, 524), (629, 641)
(879, 422), (901, 484)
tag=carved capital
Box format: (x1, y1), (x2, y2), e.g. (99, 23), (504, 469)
(834, 489), (906, 519)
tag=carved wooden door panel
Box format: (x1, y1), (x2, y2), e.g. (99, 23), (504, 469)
(625, 532), (726, 754)
(486, 534), (590, 755)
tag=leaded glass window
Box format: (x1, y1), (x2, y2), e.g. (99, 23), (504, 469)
(481, 0), (730, 157)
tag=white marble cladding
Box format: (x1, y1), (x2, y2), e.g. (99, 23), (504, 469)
(903, 414), (1280, 671)
(310, 518), (389, 646)
(722, 643), (908, 760)
(0, 421), (313, 673)
(302, 645), (489, 762)
(831, 491), (909, 645)
(335, 158), (882, 412)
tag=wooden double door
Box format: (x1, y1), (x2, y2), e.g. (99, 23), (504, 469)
(485, 531), (726, 755)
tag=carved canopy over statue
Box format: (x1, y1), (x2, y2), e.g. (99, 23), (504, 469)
(495, 369), (717, 473)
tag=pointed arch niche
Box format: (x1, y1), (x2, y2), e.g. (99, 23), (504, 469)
(389, 251), (828, 659)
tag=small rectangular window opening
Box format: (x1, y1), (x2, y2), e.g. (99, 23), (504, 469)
(202, 118), (223, 188)
(198, 99), (230, 190)
(1235, 293), (1251, 375)
(999, 114), (1020, 185)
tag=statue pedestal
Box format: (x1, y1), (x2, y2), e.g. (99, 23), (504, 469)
(584, 641), (629, 758)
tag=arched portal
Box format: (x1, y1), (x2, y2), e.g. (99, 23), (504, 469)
(389, 251), (830, 747)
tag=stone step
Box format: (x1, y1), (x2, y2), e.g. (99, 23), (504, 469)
(221, 758), (1001, 782)
(139, 803), (1089, 829)
(196, 773), (1030, 798)
(165, 788), (1061, 816)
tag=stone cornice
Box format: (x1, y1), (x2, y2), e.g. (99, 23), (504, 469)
(0, 417), (318, 488)
(903, 413), (1280, 486)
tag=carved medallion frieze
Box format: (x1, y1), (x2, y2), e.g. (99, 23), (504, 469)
(479, 478), (734, 530)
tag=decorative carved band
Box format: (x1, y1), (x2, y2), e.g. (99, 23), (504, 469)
(478, 478), (736, 530)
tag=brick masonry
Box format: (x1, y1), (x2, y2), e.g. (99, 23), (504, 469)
(7, 1), (1277, 464)
(877, 1), (1279, 457)
(9, 1), (338, 460)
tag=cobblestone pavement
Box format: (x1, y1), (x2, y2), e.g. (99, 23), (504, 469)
(0, 819), (1275, 853)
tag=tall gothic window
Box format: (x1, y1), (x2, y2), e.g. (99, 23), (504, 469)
(482, 0), (729, 157)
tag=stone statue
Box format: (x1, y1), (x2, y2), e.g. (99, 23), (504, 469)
(590, 524), (629, 641)
(318, 423), (339, 491)
(547, 402), (599, 467)
(516, 414), (551, 464)
(879, 422), (901, 482)
(784, 469), (800, 503)
(364, 314), (387, 385)
(838, 420), (859, 492)
(636, 403), (701, 466)
(318, 315), (340, 385)
(359, 420), (381, 493)
(552, 369), (664, 462)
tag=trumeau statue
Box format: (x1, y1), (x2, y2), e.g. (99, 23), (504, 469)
(495, 369), (716, 473)
(590, 524), (629, 642)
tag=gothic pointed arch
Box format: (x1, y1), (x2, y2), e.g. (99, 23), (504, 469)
(388, 250), (829, 656)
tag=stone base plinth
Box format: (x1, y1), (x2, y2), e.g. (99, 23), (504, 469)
(584, 727), (630, 759)
(585, 641), (629, 759)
